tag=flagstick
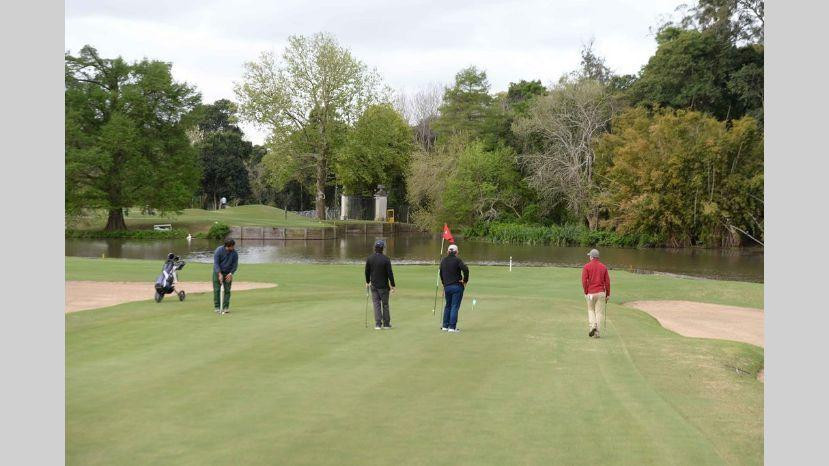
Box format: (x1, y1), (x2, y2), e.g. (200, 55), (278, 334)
(432, 237), (444, 315)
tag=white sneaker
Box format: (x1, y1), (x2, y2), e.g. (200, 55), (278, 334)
(448, 328), (461, 333)
(441, 327), (448, 331)
(374, 325), (382, 330)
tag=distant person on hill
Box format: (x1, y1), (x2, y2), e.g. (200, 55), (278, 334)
(440, 244), (469, 333)
(213, 238), (238, 315)
(582, 248), (611, 338)
(365, 240), (396, 329)
(220, 196), (227, 209)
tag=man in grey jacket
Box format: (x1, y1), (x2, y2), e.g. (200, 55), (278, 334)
(213, 238), (238, 315)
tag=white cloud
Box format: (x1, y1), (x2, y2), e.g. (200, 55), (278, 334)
(66, 0), (681, 144)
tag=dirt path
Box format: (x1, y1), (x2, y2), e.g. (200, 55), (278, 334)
(625, 300), (764, 348)
(65, 281), (277, 313)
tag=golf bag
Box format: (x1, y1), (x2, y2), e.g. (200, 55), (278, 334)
(154, 253), (187, 303)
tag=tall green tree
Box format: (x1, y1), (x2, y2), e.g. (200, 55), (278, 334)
(630, 27), (762, 121)
(500, 80), (549, 153)
(65, 45), (201, 230)
(727, 45), (764, 122)
(191, 99), (256, 209)
(433, 66), (494, 140)
(675, 0), (764, 44)
(506, 79), (547, 116)
(258, 113), (348, 213)
(199, 134), (252, 208)
(442, 141), (523, 224)
(234, 33), (389, 220)
(192, 98), (242, 135)
(407, 135), (523, 228)
(335, 104), (414, 203)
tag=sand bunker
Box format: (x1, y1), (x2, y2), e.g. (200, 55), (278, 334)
(65, 281), (277, 313)
(625, 300), (764, 348)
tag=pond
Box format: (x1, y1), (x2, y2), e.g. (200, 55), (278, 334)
(66, 234), (763, 282)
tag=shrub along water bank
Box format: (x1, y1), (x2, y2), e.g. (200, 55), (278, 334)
(206, 222), (230, 240)
(463, 222), (663, 248)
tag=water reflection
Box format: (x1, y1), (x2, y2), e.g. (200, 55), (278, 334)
(66, 235), (763, 282)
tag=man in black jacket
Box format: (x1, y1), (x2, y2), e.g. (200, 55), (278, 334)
(440, 244), (469, 333)
(365, 240), (396, 329)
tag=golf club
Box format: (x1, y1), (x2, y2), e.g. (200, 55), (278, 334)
(462, 281), (471, 312)
(603, 297), (608, 336)
(441, 286), (446, 325)
(364, 286), (370, 328)
(432, 273), (440, 315)
(218, 277), (224, 316)
(431, 236), (445, 315)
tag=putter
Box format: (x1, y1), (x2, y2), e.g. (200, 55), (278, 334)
(601, 297), (608, 336)
(364, 286), (370, 328)
(218, 279), (223, 316)
(432, 273), (440, 315)
(431, 237), (444, 315)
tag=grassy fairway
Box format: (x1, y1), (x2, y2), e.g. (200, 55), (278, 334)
(66, 258), (763, 465)
(70, 205), (326, 232)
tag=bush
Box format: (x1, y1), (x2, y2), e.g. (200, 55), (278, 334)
(481, 223), (551, 244)
(519, 204), (541, 224)
(460, 221), (490, 238)
(65, 228), (189, 239)
(464, 222), (662, 248)
(206, 222), (231, 240)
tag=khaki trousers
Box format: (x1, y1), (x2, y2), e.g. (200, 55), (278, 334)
(586, 292), (606, 332)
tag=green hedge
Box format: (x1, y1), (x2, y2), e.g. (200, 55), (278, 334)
(462, 222), (662, 248)
(206, 222), (230, 240)
(65, 228), (190, 239)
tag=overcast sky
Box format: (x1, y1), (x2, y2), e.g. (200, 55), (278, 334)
(66, 0), (682, 144)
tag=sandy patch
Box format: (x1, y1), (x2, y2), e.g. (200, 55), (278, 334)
(625, 300), (764, 348)
(65, 281), (277, 313)
(626, 300), (764, 381)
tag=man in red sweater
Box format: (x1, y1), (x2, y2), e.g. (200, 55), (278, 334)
(582, 249), (610, 338)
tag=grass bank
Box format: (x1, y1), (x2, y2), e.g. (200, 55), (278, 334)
(68, 204), (326, 234)
(65, 228), (191, 239)
(66, 258), (763, 465)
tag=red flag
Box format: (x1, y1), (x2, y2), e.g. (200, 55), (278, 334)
(442, 223), (455, 243)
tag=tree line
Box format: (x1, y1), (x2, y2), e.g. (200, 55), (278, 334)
(65, 0), (763, 247)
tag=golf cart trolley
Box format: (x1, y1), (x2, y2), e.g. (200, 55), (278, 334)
(154, 253), (186, 303)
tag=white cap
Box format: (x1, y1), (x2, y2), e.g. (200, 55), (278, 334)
(588, 249), (600, 258)
(447, 244), (458, 254)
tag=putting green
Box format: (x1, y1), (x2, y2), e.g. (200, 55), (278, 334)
(66, 258), (763, 465)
